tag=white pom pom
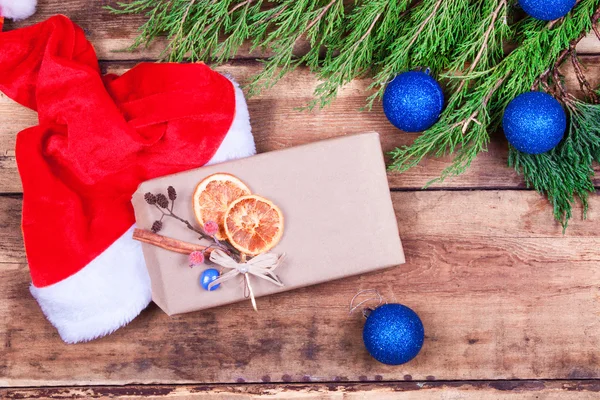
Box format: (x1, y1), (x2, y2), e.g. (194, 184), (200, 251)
(0, 0), (37, 20)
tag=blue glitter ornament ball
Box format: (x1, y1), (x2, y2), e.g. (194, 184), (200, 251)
(363, 303), (424, 365)
(519, 0), (576, 20)
(383, 71), (444, 133)
(502, 91), (566, 154)
(200, 268), (220, 291)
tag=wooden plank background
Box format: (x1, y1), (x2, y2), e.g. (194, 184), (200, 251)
(3, 381), (600, 399)
(1, 1), (600, 398)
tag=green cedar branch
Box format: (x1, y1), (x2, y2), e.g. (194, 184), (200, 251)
(110, 0), (600, 228)
(509, 100), (600, 229)
(510, 7), (600, 229)
(390, 0), (600, 186)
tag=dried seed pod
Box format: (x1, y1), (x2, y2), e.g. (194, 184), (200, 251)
(151, 220), (163, 233)
(167, 186), (177, 201)
(144, 193), (157, 205)
(156, 194), (169, 208)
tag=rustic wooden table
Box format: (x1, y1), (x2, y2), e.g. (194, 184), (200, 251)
(2, 2), (600, 399)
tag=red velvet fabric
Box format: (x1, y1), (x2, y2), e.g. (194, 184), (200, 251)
(0, 16), (236, 287)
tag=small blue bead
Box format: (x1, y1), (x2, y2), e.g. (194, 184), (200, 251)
(502, 91), (566, 155)
(519, 0), (576, 20)
(363, 303), (424, 365)
(383, 71), (444, 133)
(200, 268), (220, 291)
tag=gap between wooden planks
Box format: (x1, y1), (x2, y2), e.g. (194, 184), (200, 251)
(1, 0), (600, 391)
(3, 380), (600, 399)
(1, 192), (598, 386)
(1, 59), (600, 194)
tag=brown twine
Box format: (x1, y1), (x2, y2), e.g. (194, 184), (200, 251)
(208, 249), (285, 311)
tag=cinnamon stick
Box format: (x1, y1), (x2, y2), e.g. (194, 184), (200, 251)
(133, 228), (212, 255)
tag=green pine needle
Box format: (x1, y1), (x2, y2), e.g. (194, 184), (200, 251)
(109, 0), (600, 228)
(509, 100), (600, 230)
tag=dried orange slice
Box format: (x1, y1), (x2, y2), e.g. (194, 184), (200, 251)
(192, 173), (251, 240)
(224, 195), (284, 256)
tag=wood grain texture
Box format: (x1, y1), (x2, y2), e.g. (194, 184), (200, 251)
(3, 0), (600, 393)
(1, 191), (599, 386)
(1, 59), (600, 193)
(3, 381), (600, 399)
(4, 1), (600, 61)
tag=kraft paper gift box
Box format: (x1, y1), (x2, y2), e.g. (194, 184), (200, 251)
(132, 132), (405, 315)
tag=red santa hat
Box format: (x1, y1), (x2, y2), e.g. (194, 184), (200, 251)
(0, 15), (255, 343)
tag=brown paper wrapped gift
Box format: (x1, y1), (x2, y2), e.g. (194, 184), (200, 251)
(132, 132), (404, 315)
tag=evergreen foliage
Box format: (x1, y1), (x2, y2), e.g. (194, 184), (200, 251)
(509, 100), (600, 229)
(111, 0), (600, 228)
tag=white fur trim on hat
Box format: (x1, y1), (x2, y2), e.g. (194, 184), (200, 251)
(208, 79), (256, 164)
(29, 225), (152, 344)
(0, 0), (37, 20)
(29, 83), (255, 343)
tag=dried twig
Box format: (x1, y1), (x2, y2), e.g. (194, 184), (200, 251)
(145, 189), (241, 258)
(534, 7), (600, 105)
(570, 49), (599, 103)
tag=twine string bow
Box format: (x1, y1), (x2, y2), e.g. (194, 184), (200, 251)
(208, 249), (285, 311)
